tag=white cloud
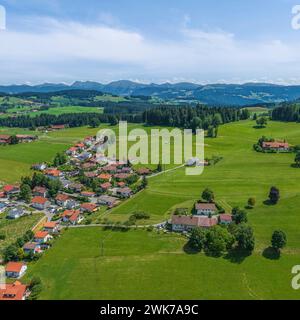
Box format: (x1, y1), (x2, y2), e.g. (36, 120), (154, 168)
(1, 16), (300, 84)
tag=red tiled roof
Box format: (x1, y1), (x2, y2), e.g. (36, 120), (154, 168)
(262, 141), (289, 149)
(43, 222), (57, 229)
(56, 194), (69, 201)
(195, 203), (217, 211)
(114, 173), (131, 180)
(81, 203), (97, 212)
(5, 262), (25, 273)
(69, 211), (80, 222)
(3, 185), (17, 193)
(81, 191), (96, 197)
(44, 169), (61, 177)
(34, 231), (49, 239)
(62, 209), (80, 218)
(171, 215), (218, 228)
(33, 186), (47, 194)
(219, 214), (233, 222)
(32, 196), (48, 205)
(98, 174), (112, 180)
(0, 282), (27, 301)
(101, 182), (112, 189)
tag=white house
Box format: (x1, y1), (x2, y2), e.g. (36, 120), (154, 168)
(7, 207), (25, 219)
(5, 262), (27, 279)
(195, 203), (217, 216)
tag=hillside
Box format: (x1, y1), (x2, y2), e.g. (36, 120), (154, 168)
(1, 81), (300, 106)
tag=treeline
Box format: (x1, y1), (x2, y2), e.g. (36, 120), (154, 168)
(143, 105), (250, 129)
(271, 103), (300, 122)
(0, 112), (142, 128)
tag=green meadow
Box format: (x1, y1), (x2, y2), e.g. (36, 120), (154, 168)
(22, 119), (300, 299)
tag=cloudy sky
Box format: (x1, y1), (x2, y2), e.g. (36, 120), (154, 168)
(1, 0), (300, 84)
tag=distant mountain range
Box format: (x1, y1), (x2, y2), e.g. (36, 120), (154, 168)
(1, 80), (300, 106)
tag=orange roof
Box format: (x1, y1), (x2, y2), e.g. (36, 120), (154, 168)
(262, 141), (289, 149)
(5, 262), (25, 274)
(69, 211), (80, 222)
(34, 231), (49, 239)
(81, 203), (97, 212)
(101, 182), (112, 189)
(32, 196), (48, 205)
(44, 169), (61, 177)
(81, 191), (96, 197)
(98, 173), (112, 180)
(75, 143), (85, 148)
(0, 282), (27, 301)
(56, 194), (69, 201)
(3, 185), (17, 193)
(62, 209), (80, 218)
(43, 222), (57, 229)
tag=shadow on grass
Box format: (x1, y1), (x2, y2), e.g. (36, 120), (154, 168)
(252, 125), (266, 129)
(183, 243), (200, 255)
(263, 199), (277, 206)
(223, 247), (252, 264)
(262, 246), (280, 260)
(290, 164), (300, 169)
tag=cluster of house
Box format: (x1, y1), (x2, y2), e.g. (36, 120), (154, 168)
(171, 202), (232, 232)
(0, 220), (59, 300)
(261, 140), (290, 152)
(0, 134), (152, 226)
(0, 134), (38, 145)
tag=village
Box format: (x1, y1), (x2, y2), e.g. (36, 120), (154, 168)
(0, 127), (292, 300)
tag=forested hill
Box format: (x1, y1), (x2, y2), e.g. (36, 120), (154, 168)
(143, 106), (250, 130)
(1, 81), (300, 106)
(272, 102), (300, 122)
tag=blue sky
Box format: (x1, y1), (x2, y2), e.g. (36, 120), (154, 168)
(1, 0), (300, 84)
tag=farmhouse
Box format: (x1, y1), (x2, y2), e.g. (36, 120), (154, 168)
(23, 242), (42, 255)
(219, 214), (233, 225)
(5, 262), (27, 279)
(0, 281), (27, 300)
(171, 215), (218, 232)
(34, 231), (52, 244)
(31, 196), (50, 210)
(16, 134), (37, 143)
(33, 186), (48, 198)
(7, 207), (25, 219)
(66, 147), (78, 156)
(50, 124), (67, 130)
(0, 134), (12, 144)
(262, 141), (289, 151)
(195, 203), (217, 216)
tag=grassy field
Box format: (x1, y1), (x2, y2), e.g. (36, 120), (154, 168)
(0, 126), (105, 184)
(24, 227), (300, 300)
(0, 106), (103, 118)
(0, 212), (44, 255)
(23, 119), (300, 299)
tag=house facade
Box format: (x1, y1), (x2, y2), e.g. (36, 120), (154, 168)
(195, 203), (217, 216)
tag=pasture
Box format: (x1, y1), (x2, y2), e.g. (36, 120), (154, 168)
(23, 119), (300, 299)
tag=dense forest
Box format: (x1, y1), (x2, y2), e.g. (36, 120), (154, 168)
(0, 112), (142, 128)
(143, 106), (250, 130)
(271, 103), (300, 122)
